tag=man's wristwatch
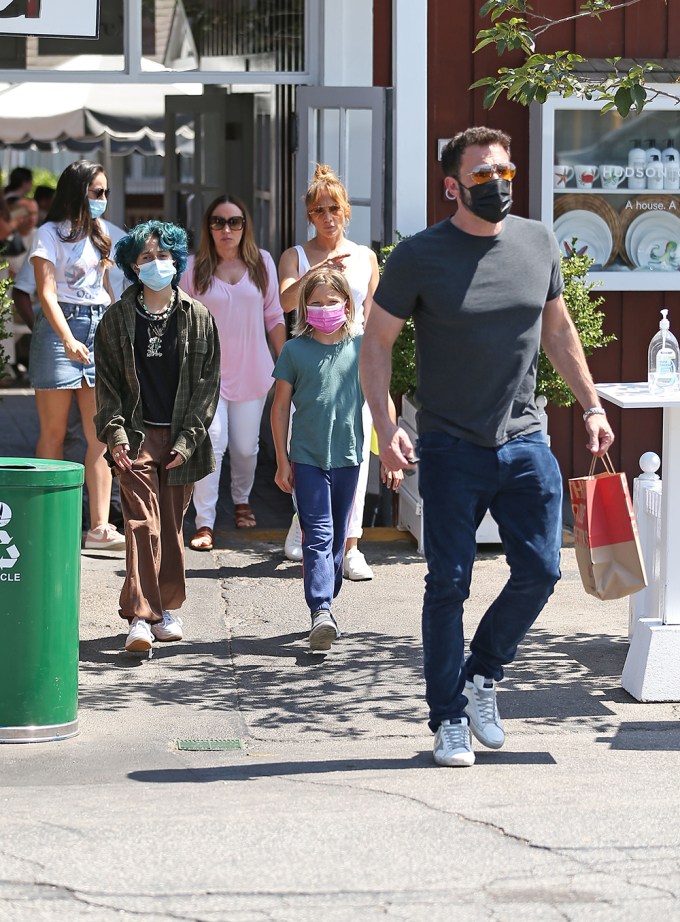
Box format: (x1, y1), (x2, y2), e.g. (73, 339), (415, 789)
(582, 406), (607, 422)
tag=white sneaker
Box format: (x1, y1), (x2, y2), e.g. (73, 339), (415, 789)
(433, 717), (475, 767)
(84, 523), (126, 550)
(343, 547), (374, 581)
(284, 513), (303, 562)
(125, 617), (153, 652)
(309, 609), (339, 651)
(151, 611), (183, 642)
(464, 674), (505, 750)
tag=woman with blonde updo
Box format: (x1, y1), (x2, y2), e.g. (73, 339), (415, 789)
(278, 164), (401, 580)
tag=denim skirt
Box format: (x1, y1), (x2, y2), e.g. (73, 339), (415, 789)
(29, 302), (106, 390)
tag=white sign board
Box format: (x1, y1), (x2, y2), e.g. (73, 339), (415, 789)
(0, 0), (99, 38)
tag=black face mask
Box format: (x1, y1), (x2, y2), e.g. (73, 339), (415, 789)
(459, 178), (512, 224)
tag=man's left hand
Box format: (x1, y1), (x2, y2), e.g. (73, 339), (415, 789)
(586, 416), (615, 457)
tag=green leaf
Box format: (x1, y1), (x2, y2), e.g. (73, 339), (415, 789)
(614, 86), (632, 117)
(631, 82), (647, 110)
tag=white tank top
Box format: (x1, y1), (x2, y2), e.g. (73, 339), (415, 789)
(294, 244), (371, 331)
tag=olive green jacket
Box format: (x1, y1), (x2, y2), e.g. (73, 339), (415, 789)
(94, 284), (220, 485)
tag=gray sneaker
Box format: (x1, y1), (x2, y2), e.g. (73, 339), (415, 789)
(433, 717), (475, 767)
(464, 674), (505, 749)
(309, 609), (339, 651)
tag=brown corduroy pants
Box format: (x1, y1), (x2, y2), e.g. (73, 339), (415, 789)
(117, 426), (193, 623)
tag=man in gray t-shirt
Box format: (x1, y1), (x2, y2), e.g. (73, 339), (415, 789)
(360, 126), (615, 769)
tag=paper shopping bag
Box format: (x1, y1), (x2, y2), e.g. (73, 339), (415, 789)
(568, 453), (647, 600)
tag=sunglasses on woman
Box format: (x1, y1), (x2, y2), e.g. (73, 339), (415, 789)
(464, 162), (516, 185)
(209, 215), (246, 231)
(92, 187), (111, 199)
(308, 204), (343, 217)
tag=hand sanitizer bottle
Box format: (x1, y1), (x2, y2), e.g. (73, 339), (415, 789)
(648, 308), (680, 395)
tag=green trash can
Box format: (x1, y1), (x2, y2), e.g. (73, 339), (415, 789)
(0, 458), (84, 743)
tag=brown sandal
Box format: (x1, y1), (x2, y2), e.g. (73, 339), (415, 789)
(189, 526), (213, 550)
(234, 503), (256, 528)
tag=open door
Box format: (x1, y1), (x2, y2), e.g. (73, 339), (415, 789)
(164, 90), (254, 244)
(294, 86), (392, 250)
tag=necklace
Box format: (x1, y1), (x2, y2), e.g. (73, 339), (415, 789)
(136, 293), (176, 358)
(137, 291), (175, 321)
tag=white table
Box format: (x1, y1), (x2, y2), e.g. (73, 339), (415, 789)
(596, 382), (680, 700)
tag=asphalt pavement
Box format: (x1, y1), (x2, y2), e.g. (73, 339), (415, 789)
(2, 531), (680, 921)
(2, 390), (680, 920)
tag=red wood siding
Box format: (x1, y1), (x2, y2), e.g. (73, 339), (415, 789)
(426, 0), (678, 484)
(372, 0), (392, 88)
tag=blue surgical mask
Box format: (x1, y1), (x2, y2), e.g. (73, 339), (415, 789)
(89, 198), (107, 219)
(137, 259), (176, 291)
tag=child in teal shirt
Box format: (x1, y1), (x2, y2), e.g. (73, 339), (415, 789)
(271, 267), (365, 651)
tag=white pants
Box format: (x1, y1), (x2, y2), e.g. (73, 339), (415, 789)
(346, 402), (372, 539)
(193, 394), (267, 530)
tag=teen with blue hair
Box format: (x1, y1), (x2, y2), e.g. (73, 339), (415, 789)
(94, 220), (220, 653)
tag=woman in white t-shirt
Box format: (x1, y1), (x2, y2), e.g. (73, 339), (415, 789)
(278, 164), (400, 581)
(29, 159), (123, 550)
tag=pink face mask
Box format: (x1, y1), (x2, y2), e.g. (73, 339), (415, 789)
(306, 304), (347, 334)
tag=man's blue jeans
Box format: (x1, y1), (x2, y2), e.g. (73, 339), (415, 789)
(418, 430), (562, 732)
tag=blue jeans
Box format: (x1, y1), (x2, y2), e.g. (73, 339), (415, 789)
(29, 303), (105, 389)
(418, 430), (562, 732)
(294, 462), (360, 616)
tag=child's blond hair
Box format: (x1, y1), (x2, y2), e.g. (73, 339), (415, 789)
(292, 267), (355, 338)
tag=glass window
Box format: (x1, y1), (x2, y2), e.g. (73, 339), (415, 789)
(0, 0), (306, 75)
(161, 0), (305, 74)
(552, 106), (680, 280)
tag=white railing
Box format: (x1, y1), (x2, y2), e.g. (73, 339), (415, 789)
(630, 452), (663, 637)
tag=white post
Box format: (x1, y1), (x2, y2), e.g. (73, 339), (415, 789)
(536, 394), (550, 446)
(392, 0), (428, 236)
(661, 407), (680, 624)
(629, 452), (662, 638)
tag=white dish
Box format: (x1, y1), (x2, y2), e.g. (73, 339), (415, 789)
(554, 210), (613, 266)
(625, 211), (680, 265)
(558, 232), (602, 264)
(554, 211), (612, 258)
(636, 227), (680, 271)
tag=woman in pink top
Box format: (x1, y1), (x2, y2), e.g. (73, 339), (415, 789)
(181, 195), (285, 547)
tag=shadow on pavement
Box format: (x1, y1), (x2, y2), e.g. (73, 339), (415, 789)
(128, 749), (557, 784)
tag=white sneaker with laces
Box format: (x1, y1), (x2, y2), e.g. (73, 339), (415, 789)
(343, 547), (374, 581)
(284, 513), (303, 562)
(151, 611), (183, 642)
(464, 674), (505, 749)
(433, 717), (475, 767)
(84, 523), (126, 550)
(125, 617), (154, 652)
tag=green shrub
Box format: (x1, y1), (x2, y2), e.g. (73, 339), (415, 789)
(378, 236), (416, 397)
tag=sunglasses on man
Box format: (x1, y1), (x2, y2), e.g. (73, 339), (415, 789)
(209, 215), (246, 231)
(463, 162), (516, 185)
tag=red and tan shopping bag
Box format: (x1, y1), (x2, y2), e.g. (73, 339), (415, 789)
(568, 453), (647, 600)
